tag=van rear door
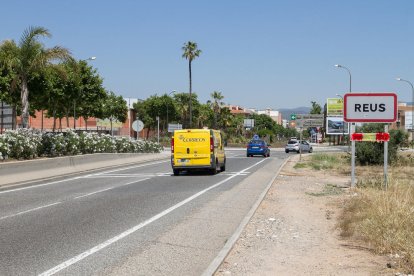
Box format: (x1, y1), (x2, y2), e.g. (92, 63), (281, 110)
(174, 130), (212, 166)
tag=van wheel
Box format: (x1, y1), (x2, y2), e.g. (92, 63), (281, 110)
(209, 168), (217, 175)
(220, 160), (226, 172)
(173, 169), (180, 176)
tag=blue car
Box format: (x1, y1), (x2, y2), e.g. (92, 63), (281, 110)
(246, 139), (270, 157)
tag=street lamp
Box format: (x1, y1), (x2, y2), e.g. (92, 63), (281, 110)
(396, 78), (414, 147)
(74, 57), (96, 130)
(166, 90), (176, 133)
(335, 64), (355, 188)
(334, 64), (352, 92)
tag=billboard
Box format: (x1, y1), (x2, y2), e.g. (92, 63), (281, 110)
(327, 117), (349, 135)
(327, 98), (343, 116)
(243, 119), (254, 128)
(96, 118), (124, 128)
(0, 102), (14, 130)
(405, 111), (413, 130)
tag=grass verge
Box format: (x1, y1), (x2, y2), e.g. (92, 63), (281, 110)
(295, 151), (414, 272)
(338, 178), (414, 273)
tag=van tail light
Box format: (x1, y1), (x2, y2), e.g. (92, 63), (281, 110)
(210, 137), (214, 152)
(171, 138), (174, 153)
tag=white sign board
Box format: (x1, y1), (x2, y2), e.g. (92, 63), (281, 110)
(168, 123), (182, 133)
(405, 111), (413, 130)
(344, 93), (397, 123)
(244, 119), (254, 128)
(326, 117), (350, 135)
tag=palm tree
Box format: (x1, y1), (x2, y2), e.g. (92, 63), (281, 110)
(0, 26), (70, 128)
(207, 91), (224, 129)
(182, 41), (201, 128)
(310, 101), (322, 114)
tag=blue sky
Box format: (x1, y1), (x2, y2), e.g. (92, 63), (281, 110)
(1, 0), (413, 109)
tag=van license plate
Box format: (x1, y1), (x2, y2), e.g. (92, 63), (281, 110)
(179, 159), (189, 163)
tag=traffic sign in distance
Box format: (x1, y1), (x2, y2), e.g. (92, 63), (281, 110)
(290, 114), (296, 120)
(132, 120), (144, 132)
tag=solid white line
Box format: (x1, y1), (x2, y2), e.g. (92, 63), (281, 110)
(86, 160), (169, 177)
(0, 202), (62, 221)
(0, 160), (169, 195)
(74, 178), (150, 199)
(38, 158), (268, 276)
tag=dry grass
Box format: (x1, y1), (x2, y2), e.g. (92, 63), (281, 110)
(295, 151), (414, 272)
(338, 179), (414, 273)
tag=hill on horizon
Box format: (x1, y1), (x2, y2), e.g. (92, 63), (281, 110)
(278, 106), (311, 120)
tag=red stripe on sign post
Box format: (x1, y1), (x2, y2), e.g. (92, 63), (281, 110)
(351, 132), (390, 142)
(376, 132), (390, 142)
(351, 133), (364, 141)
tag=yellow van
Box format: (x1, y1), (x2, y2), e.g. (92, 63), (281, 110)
(171, 129), (226, 175)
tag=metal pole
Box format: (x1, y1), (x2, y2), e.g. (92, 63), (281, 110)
(73, 100), (76, 129)
(384, 124), (389, 190)
(351, 123), (356, 188)
(336, 64), (354, 187)
(299, 127), (303, 161)
(156, 116), (160, 144)
(1, 101), (3, 134)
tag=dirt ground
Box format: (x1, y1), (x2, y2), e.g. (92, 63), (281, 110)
(215, 154), (392, 276)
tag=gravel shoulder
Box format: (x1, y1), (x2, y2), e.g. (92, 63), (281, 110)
(215, 154), (390, 276)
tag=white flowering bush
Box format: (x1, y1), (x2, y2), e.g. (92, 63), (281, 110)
(2, 129), (43, 159)
(41, 132), (67, 157)
(0, 135), (10, 160)
(0, 129), (162, 160)
(65, 130), (80, 155)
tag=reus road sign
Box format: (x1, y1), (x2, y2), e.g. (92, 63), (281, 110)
(344, 93), (397, 123)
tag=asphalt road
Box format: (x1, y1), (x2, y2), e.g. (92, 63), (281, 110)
(0, 149), (288, 276)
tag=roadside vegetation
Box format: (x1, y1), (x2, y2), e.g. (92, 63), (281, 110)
(0, 128), (163, 160)
(1, 26), (299, 145)
(295, 150), (414, 273)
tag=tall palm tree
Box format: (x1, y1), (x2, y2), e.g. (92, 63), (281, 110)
(0, 26), (70, 128)
(182, 41), (201, 128)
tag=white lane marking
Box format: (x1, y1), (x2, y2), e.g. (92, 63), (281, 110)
(74, 178), (150, 199)
(0, 160), (169, 195)
(0, 202), (61, 221)
(38, 158), (268, 276)
(85, 173), (171, 178)
(87, 160), (169, 177)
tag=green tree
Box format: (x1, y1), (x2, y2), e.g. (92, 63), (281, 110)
(0, 26), (70, 128)
(207, 91), (224, 129)
(310, 101), (322, 114)
(182, 41), (201, 128)
(196, 103), (214, 128)
(75, 61), (107, 130)
(173, 92), (200, 129)
(355, 123), (408, 165)
(102, 91), (128, 135)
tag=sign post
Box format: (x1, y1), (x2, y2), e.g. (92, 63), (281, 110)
(384, 124), (389, 190)
(344, 92), (397, 189)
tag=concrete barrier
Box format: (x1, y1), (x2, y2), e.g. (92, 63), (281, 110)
(0, 152), (170, 187)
